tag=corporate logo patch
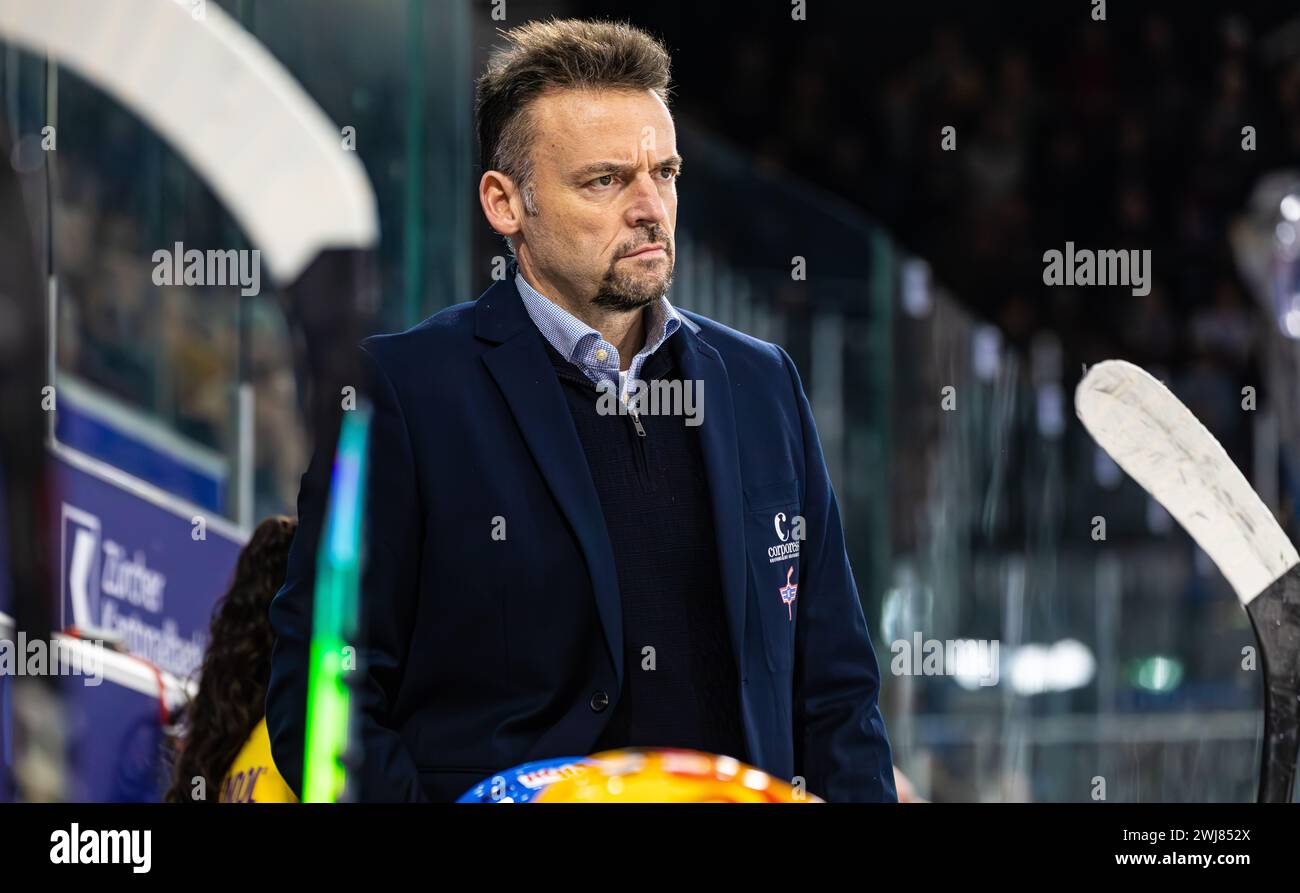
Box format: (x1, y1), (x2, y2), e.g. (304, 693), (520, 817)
(779, 565), (798, 621)
(768, 511), (801, 564)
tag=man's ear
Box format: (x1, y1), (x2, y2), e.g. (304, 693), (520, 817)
(479, 170), (523, 241)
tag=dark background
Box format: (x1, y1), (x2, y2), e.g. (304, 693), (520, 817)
(571, 0), (1297, 377)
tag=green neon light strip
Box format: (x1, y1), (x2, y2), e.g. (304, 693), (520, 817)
(303, 404), (372, 803)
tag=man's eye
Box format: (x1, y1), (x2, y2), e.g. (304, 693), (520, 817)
(592, 174), (615, 187)
(660, 167), (679, 180)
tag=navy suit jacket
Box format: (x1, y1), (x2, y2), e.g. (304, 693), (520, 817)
(266, 273), (897, 803)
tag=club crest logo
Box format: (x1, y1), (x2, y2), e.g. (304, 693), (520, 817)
(779, 565), (798, 620)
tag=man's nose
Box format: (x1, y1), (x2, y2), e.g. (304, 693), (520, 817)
(624, 170), (669, 229)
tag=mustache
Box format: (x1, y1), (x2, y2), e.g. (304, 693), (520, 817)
(619, 227), (672, 257)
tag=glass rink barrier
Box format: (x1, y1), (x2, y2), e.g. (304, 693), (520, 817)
(669, 124), (1292, 803)
(0, 0), (470, 803)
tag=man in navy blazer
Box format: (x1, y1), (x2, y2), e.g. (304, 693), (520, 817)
(266, 18), (896, 803)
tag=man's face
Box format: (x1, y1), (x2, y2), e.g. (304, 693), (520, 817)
(516, 87), (679, 312)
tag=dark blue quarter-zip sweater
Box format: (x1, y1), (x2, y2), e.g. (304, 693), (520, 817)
(539, 335), (747, 762)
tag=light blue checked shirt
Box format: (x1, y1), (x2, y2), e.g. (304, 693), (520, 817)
(515, 271), (682, 402)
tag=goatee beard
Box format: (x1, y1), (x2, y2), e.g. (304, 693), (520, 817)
(593, 237), (675, 310)
(593, 224), (674, 310)
(591, 267), (674, 311)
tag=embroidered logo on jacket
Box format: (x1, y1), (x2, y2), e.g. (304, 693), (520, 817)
(779, 565), (798, 621)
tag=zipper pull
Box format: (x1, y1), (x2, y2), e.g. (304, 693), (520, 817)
(629, 406), (646, 437)
(619, 375), (646, 437)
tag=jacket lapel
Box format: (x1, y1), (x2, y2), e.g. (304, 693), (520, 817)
(476, 277), (625, 687)
(674, 317), (749, 677)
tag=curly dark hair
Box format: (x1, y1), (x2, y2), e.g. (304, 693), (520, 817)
(166, 515), (297, 802)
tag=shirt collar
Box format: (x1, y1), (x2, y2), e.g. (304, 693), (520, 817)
(514, 270), (681, 371)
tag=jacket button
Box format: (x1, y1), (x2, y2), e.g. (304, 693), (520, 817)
(590, 690), (610, 712)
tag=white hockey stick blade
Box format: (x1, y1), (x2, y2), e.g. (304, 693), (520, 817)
(0, 0), (378, 284)
(1075, 359), (1299, 604)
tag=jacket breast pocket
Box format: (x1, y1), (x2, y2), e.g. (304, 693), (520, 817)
(744, 478), (801, 672)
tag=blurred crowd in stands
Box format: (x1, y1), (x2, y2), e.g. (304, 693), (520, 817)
(645, 5), (1300, 477)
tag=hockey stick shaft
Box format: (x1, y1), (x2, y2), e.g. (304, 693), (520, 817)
(1247, 565), (1300, 802)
